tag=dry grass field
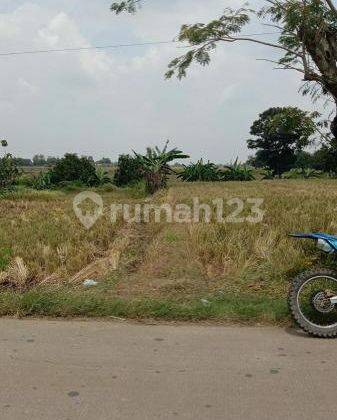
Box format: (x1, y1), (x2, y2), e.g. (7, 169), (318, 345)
(1, 179), (337, 322)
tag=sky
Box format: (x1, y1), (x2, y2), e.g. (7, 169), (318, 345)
(0, 0), (320, 162)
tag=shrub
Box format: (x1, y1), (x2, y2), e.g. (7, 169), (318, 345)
(0, 153), (19, 189)
(283, 168), (322, 179)
(31, 171), (54, 190)
(261, 168), (274, 180)
(178, 159), (222, 182)
(49, 154), (99, 186)
(58, 181), (86, 191)
(222, 159), (255, 181)
(114, 154), (143, 187)
(16, 174), (34, 188)
(96, 183), (117, 193)
(124, 180), (147, 198)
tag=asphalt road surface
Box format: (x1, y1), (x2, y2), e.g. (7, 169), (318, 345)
(0, 319), (336, 420)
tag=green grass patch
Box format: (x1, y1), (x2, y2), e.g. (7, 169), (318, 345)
(0, 248), (12, 271)
(0, 288), (289, 323)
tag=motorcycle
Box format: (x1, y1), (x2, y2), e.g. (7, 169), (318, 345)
(289, 233), (337, 337)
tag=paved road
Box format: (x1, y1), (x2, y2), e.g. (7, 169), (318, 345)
(0, 319), (336, 420)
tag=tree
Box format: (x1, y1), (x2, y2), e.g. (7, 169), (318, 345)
(111, 0), (337, 138)
(82, 155), (95, 163)
(46, 156), (59, 166)
(311, 138), (337, 172)
(294, 150), (315, 169)
(97, 157), (112, 165)
(14, 158), (33, 167)
(49, 154), (99, 186)
(247, 107), (318, 176)
(134, 141), (189, 194)
(114, 154), (143, 187)
(0, 141), (19, 189)
(32, 154), (46, 166)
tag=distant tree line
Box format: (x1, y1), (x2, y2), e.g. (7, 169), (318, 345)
(3, 106), (336, 193)
(13, 155), (113, 167)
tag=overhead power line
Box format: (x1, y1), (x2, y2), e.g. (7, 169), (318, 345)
(0, 40), (177, 57)
(0, 32), (280, 57)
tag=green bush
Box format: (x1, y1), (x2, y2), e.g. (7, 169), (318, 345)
(114, 154), (143, 187)
(49, 154), (99, 186)
(58, 181), (86, 192)
(178, 159), (222, 182)
(124, 180), (147, 198)
(0, 153), (19, 189)
(261, 168), (274, 180)
(16, 174), (34, 188)
(0, 141), (19, 190)
(283, 168), (322, 179)
(31, 171), (54, 190)
(222, 159), (255, 181)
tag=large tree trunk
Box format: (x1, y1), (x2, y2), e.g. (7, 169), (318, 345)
(332, 111), (337, 139)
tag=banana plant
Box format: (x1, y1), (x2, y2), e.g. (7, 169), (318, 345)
(96, 167), (112, 185)
(222, 158), (255, 181)
(178, 159), (222, 182)
(0, 140), (19, 189)
(283, 168), (321, 179)
(134, 141), (189, 194)
(261, 168), (274, 180)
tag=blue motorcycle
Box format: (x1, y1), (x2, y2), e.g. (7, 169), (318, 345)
(289, 233), (337, 337)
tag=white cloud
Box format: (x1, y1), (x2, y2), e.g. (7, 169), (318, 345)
(36, 12), (115, 81)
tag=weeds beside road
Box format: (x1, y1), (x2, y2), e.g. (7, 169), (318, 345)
(0, 288), (288, 322)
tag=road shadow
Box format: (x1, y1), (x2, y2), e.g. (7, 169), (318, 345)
(284, 326), (315, 339)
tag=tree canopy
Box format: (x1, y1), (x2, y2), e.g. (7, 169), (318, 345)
(247, 106), (319, 175)
(111, 0), (337, 136)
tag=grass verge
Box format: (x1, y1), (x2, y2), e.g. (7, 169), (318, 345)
(0, 288), (289, 324)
